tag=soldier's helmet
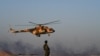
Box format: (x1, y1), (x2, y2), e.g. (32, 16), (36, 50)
(45, 40), (48, 43)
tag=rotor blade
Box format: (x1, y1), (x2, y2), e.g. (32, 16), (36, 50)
(15, 25), (34, 26)
(42, 20), (60, 25)
(29, 21), (37, 25)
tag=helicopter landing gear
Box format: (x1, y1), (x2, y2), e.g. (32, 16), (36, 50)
(48, 33), (50, 36)
(36, 34), (40, 37)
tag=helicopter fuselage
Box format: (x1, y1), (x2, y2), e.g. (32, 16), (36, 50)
(9, 20), (59, 37)
(10, 25), (55, 37)
(29, 25), (55, 37)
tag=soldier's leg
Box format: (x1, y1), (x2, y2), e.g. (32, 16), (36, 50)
(45, 51), (47, 56)
(45, 52), (50, 56)
(47, 52), (50, 56)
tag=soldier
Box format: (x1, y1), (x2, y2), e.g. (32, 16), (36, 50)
(43, 40), (50, 56)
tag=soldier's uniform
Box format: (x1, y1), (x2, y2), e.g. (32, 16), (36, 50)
(43, 40), (50, 56)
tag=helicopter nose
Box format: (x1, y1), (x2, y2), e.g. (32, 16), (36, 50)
(49, 28), (55, 33)
(52, 29), (55, 32)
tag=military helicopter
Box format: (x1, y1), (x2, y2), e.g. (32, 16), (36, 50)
(9, 20), (59, 37)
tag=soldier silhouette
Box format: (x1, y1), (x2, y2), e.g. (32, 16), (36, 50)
(43, 40), (50, 56)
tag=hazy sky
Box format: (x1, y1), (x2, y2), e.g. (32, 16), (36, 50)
(0, 0), (100, 52)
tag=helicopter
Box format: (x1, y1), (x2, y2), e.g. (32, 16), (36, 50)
(9, 20), (59, 37)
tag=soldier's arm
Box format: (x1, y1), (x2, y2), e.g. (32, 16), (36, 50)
(43, 45), (45, 50)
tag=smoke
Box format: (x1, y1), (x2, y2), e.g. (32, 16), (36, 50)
(50, 41), (100, 55)
(0, 41), (9, 51)
(50, 42), (68, 56)
(0, 40), (36, 54)
(0, 37), (100, 56)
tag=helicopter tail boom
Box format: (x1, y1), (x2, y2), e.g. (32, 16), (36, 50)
(10, 28), (30, 33)
(10, 28), (19, 33)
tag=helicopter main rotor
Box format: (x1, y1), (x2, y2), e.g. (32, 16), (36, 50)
(15, 20), (60, 26)
(29, 20), (60, 25)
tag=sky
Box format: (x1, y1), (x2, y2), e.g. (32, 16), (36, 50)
(0, 0), (100, 53)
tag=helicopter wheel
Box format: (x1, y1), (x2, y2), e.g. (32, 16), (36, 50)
(36, 34), (40, 37)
